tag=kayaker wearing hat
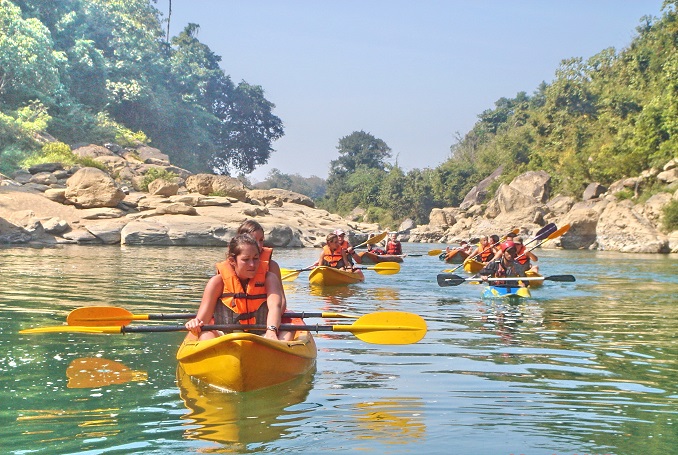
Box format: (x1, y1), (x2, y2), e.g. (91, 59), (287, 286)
(333, 229), (361, 265)
(478, 241), (527, 286)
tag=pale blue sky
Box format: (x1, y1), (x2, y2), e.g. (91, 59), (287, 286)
(155, 0), (663, 181)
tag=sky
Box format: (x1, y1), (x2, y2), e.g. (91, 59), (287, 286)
(154, 0), (664, 182)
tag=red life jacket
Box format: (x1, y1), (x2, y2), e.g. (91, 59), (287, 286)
(386, 241), (402, 255)
(477, 243), (493, 262)
(515, 244), (529, 265)
(215, 259), (268, 325)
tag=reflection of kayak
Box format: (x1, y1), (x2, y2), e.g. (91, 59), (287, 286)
(440, 249), (469, 264)
(482, 285), (531, 299)
(525, 270), (543, 288)
(178, 363), (313, 445)
(309, 266), (365, 286)
(358, 251), (404, 264)
(176, 317), (317, 392)
(463, 258), (484, 273)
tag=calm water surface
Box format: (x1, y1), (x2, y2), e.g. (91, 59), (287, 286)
(1, 244), (676, 454)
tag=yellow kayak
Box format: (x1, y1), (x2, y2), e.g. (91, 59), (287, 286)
(525, 270), (543, 288)
(176, 318), (317, 392)
(308, 266), (365, 286)
(463, 258), (485, 273)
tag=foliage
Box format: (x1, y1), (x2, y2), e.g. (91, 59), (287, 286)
(254, 168), (327, 199)
(1, 0), (283, 176)
(661, 199), (678, 231)
(139, 167), (178, 192)
(19, 140), (105, 170)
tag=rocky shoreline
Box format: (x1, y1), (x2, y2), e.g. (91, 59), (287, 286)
(1, 143), (677, 253)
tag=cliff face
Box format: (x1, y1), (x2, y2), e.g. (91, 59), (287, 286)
(406, 163), (678, 254)
(0, 144), (379, 248)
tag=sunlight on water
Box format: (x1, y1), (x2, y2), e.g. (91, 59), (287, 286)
(1, 244), (676, 454)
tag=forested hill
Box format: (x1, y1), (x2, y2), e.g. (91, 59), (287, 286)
(0, 0), (282, 175)
(317, 3), (678, 227)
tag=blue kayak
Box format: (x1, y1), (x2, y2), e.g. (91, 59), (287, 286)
(482, 285), (531, 299)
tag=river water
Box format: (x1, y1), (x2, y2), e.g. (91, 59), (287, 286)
(1, 244), (676, 454)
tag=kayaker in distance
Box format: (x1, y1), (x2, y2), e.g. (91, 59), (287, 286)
(444, 240), (472, 262)
(467, 235), (494, 264)
(513, 236), (539, 273)
(367, 243), (387, 255)
(478, 241), (527, 286)
(185, 234), (292, 341)
(385, 231), (403, 255)
(237, 219), (287, 312)
(313, 232), (355, 270)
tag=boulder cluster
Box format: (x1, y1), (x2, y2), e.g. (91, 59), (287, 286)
(0, 144), (379, 247)
(406, 162), (678, 253)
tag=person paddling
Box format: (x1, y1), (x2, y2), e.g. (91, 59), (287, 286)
(467, 235), (494, 264)
(334, 229), (361, 264)
(185, 234), (291, 341)
(478, 241), (527, 286)
(385, 231), (403, 255)
(314, 232), (354, 270)
(513, 236), (539, 273)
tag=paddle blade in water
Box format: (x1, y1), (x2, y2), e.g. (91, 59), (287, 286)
(436, 273), (465, 287)
(67, 306), (136, 326)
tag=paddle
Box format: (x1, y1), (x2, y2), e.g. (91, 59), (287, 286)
(21, 311), (428, 345)
(444, 228), (520, 274)
(353, 231), (388, 249)
(516, 223), (570, 260)
(279, 266), (315, 281)
(67, 306), (360, 327)
(282, 261), (401, 281)
(437, 273), (575, 287)
(523, 222), (557, 247)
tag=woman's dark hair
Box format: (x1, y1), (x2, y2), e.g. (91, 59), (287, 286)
(237, 219), (264, 236)
(228, 234), (261, 259)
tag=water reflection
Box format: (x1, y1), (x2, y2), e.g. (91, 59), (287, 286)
(177, 365), (315, 446)
(353, 397), (426, 444)
(66, 357), (147, 388)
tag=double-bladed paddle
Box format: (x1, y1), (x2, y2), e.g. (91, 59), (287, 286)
(66, 306), (360, 327)
(515, 223), (570, 261)
(442, 228), (520, 273)
(20, 311), (427, 345)
(353, 231), (388, 249)
(281, 261), (400, 282)
(436, 273), (575, 287)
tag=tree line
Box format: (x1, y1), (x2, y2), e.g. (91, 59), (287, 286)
(0, 0), (282, 175)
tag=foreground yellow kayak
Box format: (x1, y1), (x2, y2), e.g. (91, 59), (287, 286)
(308, 266), (365, 286)
(176, 318), (317, 392)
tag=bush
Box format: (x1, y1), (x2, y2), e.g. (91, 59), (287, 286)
(140, 168), (178, 191)
(614, 188), (635, 200)
(662, 200), (678, 232)
(19, 141), (105, 171)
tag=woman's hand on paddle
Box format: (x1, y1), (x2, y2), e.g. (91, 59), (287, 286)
(185, 317), (204, 335)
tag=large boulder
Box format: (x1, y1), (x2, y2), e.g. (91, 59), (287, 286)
(185, 174), (248, 201)
(247, 188), (315, 208)
(64, 167), (125, 208)
(596, 200), (669, 253)
(485, 183), (540, 218)
(559, 207), (601, 249)
(509, 170), (551, 203)
(460, 165), (503, 210)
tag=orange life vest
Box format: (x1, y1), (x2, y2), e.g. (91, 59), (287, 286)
(322, 245), (344, 267)
(478, 243), (493, 262)
(215, 259), (268, 325)
(515, 244), (529, 265)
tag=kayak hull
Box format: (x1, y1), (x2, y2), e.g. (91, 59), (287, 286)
(309, 266), (365, 286)
(358, 251), (404, 264)
(463, 258), (484, 273)
(176, 318), (317, 392)
(482, 285), (531, 300)
(440, 249), (469, 264)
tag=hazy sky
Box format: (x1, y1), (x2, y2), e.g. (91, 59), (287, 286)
(155, 0), (663, 181)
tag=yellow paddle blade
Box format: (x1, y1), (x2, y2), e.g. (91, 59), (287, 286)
(548, 223), (571, 239)
(20, 325), (124, 334)
(354, 231), (388, 249)
(368, 262), (401, 275)
(281, 271), (302, 281)
(334, 311), (426, 344)
(67, 306), (143, 326)
(427, 249), (443, 256)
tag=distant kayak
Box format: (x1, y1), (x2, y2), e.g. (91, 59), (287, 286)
(440, 249), (469, 264)
(309, 266), (365, 286)
(463, 258), (484, 273)
(358, 251), (404, 264)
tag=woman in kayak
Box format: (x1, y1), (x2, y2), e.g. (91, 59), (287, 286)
(185, 234), (291, 341)
(478, 241), (527, 286)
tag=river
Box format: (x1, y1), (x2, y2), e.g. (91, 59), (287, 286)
(1, 244), (676, 454)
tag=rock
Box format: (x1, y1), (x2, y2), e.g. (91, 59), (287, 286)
(29, 172), (58, 185)
(72, 144), (116, 159)
(42, 217), (70, 234)
(120, 217), (233, 246)
(596, 200), (669, 253)
(546, 195), (575, 216)
(62, 227), (102, 244)
(460, 165), (503, 210)
(639, 192), (673, 222)
(28, 163), (63, 174)
(428, 208), (456, 228)
(485, 183), (540, 217)
(656, 168), (678, 184)
(397, 218), (416, 233)
(154, 202), (198, 216)
(508, 170), (551, 202)
(185, 174), (248, 201)
(65, 167), (125, 208)
(583, 182), (607, 201)
(559, 208), (600, 249)
(137, 146), (171, 165)
(148, 178), (179, 197)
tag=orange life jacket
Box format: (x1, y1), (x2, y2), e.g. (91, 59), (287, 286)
(322, 245), (344, 267)
(478, 243), (493, 262)
(515, 244), (529, 265)
(215, 259), (268, 325)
